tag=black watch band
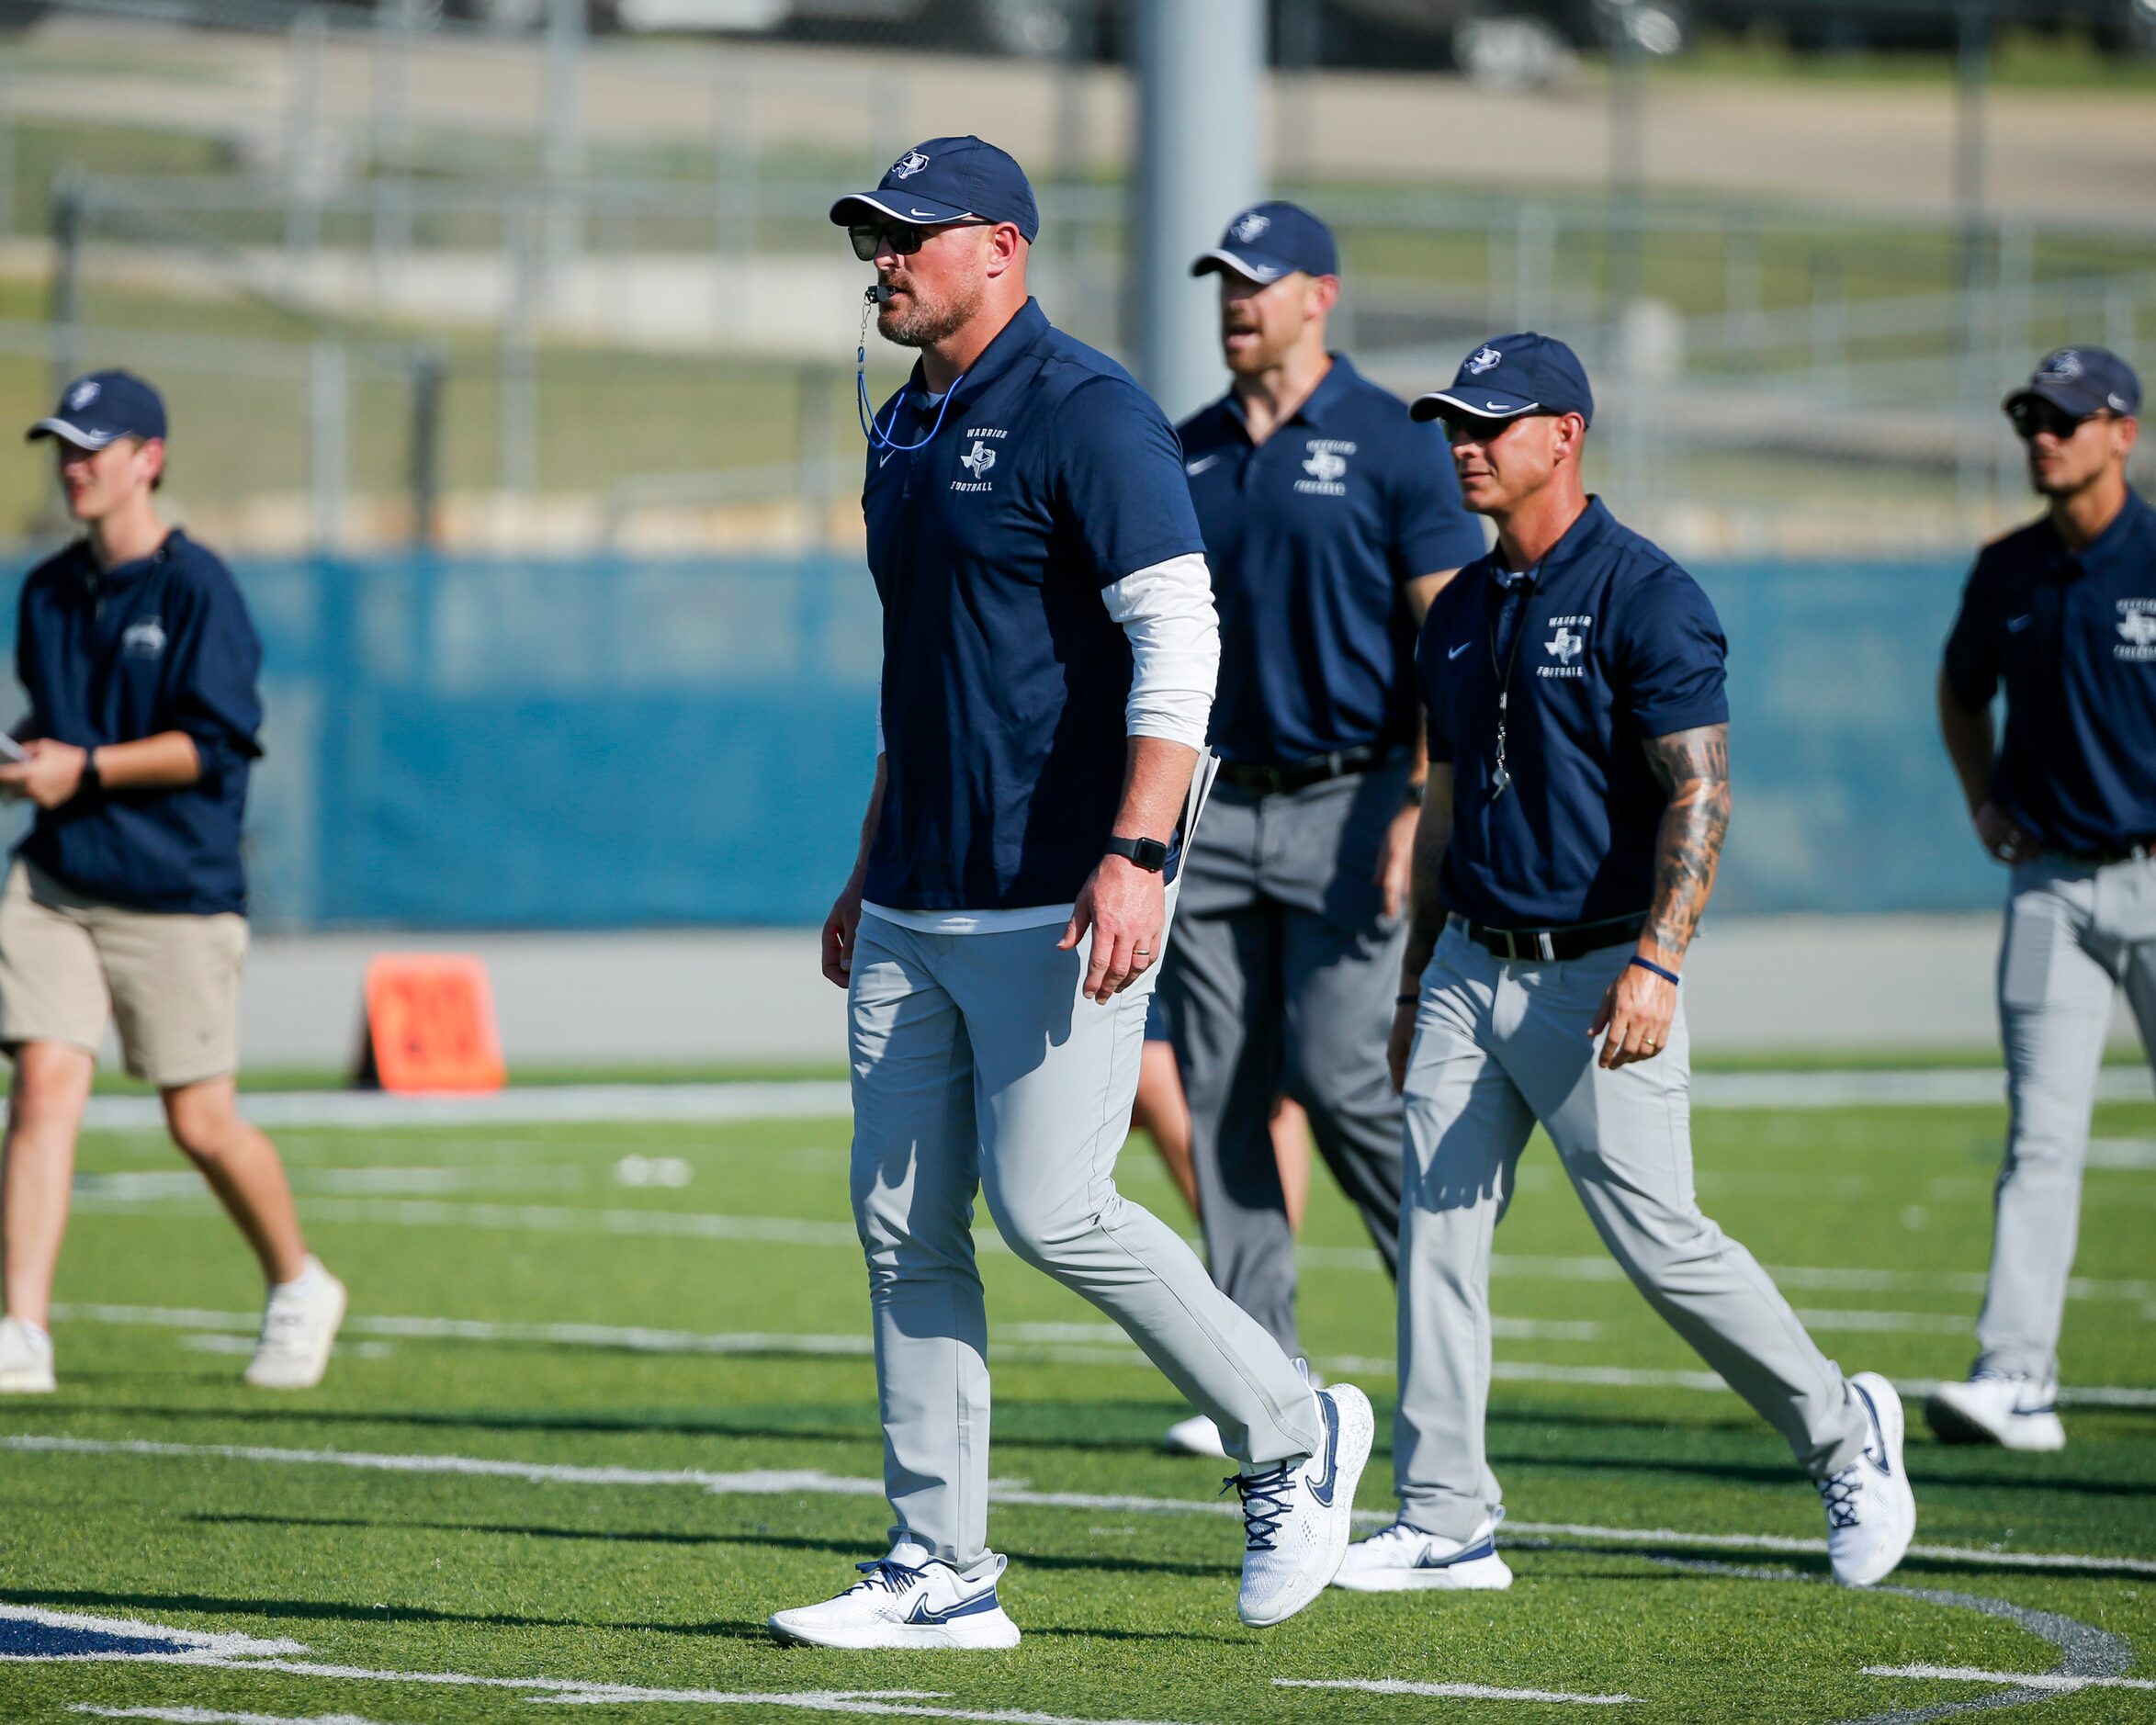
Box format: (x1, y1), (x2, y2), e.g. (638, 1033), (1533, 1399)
(80, 748), (102, 795)
(1104, 835), (1169, 873)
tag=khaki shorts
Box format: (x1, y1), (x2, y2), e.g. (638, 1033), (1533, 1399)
(0, 858), (248, 1088)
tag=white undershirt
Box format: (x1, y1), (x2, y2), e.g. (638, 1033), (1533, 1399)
(864, 550), (1220, 935)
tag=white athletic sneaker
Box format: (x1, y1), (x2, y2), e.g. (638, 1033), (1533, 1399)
(0, 1316), (55, 1393)
(1333, 1515), (1513, 1593)
(1232, 1383), (1373, 1628)
(768, 1552), (1022, 1650)
(1925, 1372), (2066, 1452)
(1821, 1371), (1917, 1588)
(1164, 1413), (1228, 1458)
(243, 1257), (347, 1390)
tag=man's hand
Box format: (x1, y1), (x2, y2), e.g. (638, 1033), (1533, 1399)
(1590, 958), (1676, 1070)
(1974, 800), (2031, 864)
(1375, 801), (1419, 919)
(1388, 997), (1418, 1094)
(820, 871), (867, 988)
(1060, 854), (1164, 1005)
(0, 739), (87, 811)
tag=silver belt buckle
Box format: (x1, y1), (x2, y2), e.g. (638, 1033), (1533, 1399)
(1538, 930), (1556, 961)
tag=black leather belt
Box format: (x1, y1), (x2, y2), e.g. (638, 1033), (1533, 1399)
(1456, 912), (1646, 963)
(2056, 840), (2156, 867)
(1217, 745), (1405, 795)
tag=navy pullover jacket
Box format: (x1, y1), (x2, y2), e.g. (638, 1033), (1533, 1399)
(13, 529), (264, 915)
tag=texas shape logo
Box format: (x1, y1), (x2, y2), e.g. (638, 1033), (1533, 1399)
(1231, 210), (1271, 243)
(1467, 346), (1503, 376)
(67, 379), (100, 412)
(1546, 625), (1584, 663)
(959, 439), (997, 480)
(2117, 607), (2156, 650)
(891, 150), (931, 180)
(1302, 445), (1347, 485)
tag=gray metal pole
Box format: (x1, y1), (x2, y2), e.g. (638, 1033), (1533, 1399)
(1133, 0), (1263, 423)
(543, 0), (585, 288)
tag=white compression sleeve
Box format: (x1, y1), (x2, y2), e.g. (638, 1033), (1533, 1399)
(1101, 551), (1219, 751)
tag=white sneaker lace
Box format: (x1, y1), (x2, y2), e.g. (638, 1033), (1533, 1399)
(257, 1289), (314, 1351)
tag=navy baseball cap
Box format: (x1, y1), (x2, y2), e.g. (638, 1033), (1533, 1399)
(2004, 346), (2140, 422)
(1191, 201), (1338, 284)
(27, 368), (167, 449)
(829, 135), (1040, 244)
(1411, 333), (1595, 428)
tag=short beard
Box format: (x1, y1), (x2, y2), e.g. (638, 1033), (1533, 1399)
(879, 276), (984, 351)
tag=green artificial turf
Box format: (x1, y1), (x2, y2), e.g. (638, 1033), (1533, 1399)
(1, 1094), (2151, 1720)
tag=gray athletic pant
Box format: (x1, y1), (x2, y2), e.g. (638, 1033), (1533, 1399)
(1160, 763), (1410, 1358)
(1394, 920), (1868, 1539)
(1978, 854), (2156, 1382)
(848, 908), (1324, 1569)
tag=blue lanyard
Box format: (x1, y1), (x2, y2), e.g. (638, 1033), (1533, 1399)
(856, 292), (965, 453)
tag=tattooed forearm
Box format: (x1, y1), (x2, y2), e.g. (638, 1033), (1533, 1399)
(1641, 724), (1731, 961)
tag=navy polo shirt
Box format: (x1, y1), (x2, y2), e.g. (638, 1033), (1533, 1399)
(14, 530), (264, 916)
(1417, 499), (1729, 929)
(862, 299), (1206, 911)
(1943, 488), (2156, 854)
(1179, 355), (1485, 764)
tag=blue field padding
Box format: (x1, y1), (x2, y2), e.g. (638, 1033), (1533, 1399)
(0, 547), (1997, 928)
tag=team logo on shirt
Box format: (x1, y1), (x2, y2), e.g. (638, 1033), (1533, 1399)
(121, 616), (166, 660)
(1466, 346), (1503, 376)
(2117, 602), (2156, 660)
(891, 150), (931, 179)
(952, 428), (1004, 493)
(1294, 438), (1354, 497)
(1540, 615), (1590, 680)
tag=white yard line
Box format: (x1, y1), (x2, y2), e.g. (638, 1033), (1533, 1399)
(66, 1189), (2156, 1307)
(5, 1434), (2150, 1578)
(0, 1607), (1193, 1725)
(67, 1065), (2155, 1137)
(48, 1302), (1596, 1352)
(47, 1302), (2156, 1407)
(73, 1708), (401, 1725)
(1275, 1677), (1633, 1705)
(1860, 1665), (2156, 1693)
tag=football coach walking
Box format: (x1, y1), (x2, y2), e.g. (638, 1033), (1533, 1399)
(0, 370), (345, 1397)
(1931, 346), (2149, 1453)
(771, 137), (1371, 1650)
(1159, 202), (1484, 1455)
(1336, 334), (1916, 1595)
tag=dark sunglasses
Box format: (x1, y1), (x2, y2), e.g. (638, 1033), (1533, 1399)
(848, 220), (987, 262)
(1439, 411), (1541, 445)
(2009, 400), (2109, 442)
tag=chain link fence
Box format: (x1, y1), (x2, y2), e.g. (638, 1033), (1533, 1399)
(0, 0), (2151, 556)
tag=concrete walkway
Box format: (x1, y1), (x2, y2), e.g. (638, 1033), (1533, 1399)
(224, 913), (2143, 1073)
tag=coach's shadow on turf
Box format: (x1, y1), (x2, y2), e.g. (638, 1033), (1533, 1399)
(72, 1398), (1234, 1458)
(193, 1513), (1242, 1584)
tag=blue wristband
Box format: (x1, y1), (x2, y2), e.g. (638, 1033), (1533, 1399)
(1629, 955), (1681, 987)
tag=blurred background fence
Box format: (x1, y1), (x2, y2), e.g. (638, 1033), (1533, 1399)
(0, 0), (2148, 928)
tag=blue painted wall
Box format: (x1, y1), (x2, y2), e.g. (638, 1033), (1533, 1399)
(0, 549), (1999, 929)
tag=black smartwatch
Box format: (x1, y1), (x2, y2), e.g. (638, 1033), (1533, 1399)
(79, 747), (102, 795)
(1104, 835), (1169, 873)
